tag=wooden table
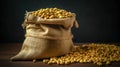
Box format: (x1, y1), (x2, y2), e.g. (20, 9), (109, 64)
(0, 43), (120, 67)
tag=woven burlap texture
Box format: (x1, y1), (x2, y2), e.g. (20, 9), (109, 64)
(11, 12), (79, 60)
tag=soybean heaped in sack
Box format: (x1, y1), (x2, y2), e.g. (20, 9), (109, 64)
(11, 8), (79, 60)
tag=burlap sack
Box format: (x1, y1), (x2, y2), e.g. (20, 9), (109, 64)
(11, 12), (79, 60)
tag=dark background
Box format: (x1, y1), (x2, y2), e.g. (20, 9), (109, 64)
(0, 0), (119, 43)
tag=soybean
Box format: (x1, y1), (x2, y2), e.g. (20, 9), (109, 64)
(31, 8), (73, 19)
(43, 43), (120, 65)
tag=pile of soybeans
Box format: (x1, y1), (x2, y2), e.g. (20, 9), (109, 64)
(42, 43), (120, 65)
(31, 7), (73, 19)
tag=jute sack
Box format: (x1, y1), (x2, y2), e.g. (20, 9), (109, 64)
(11, 12), (79, 60)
